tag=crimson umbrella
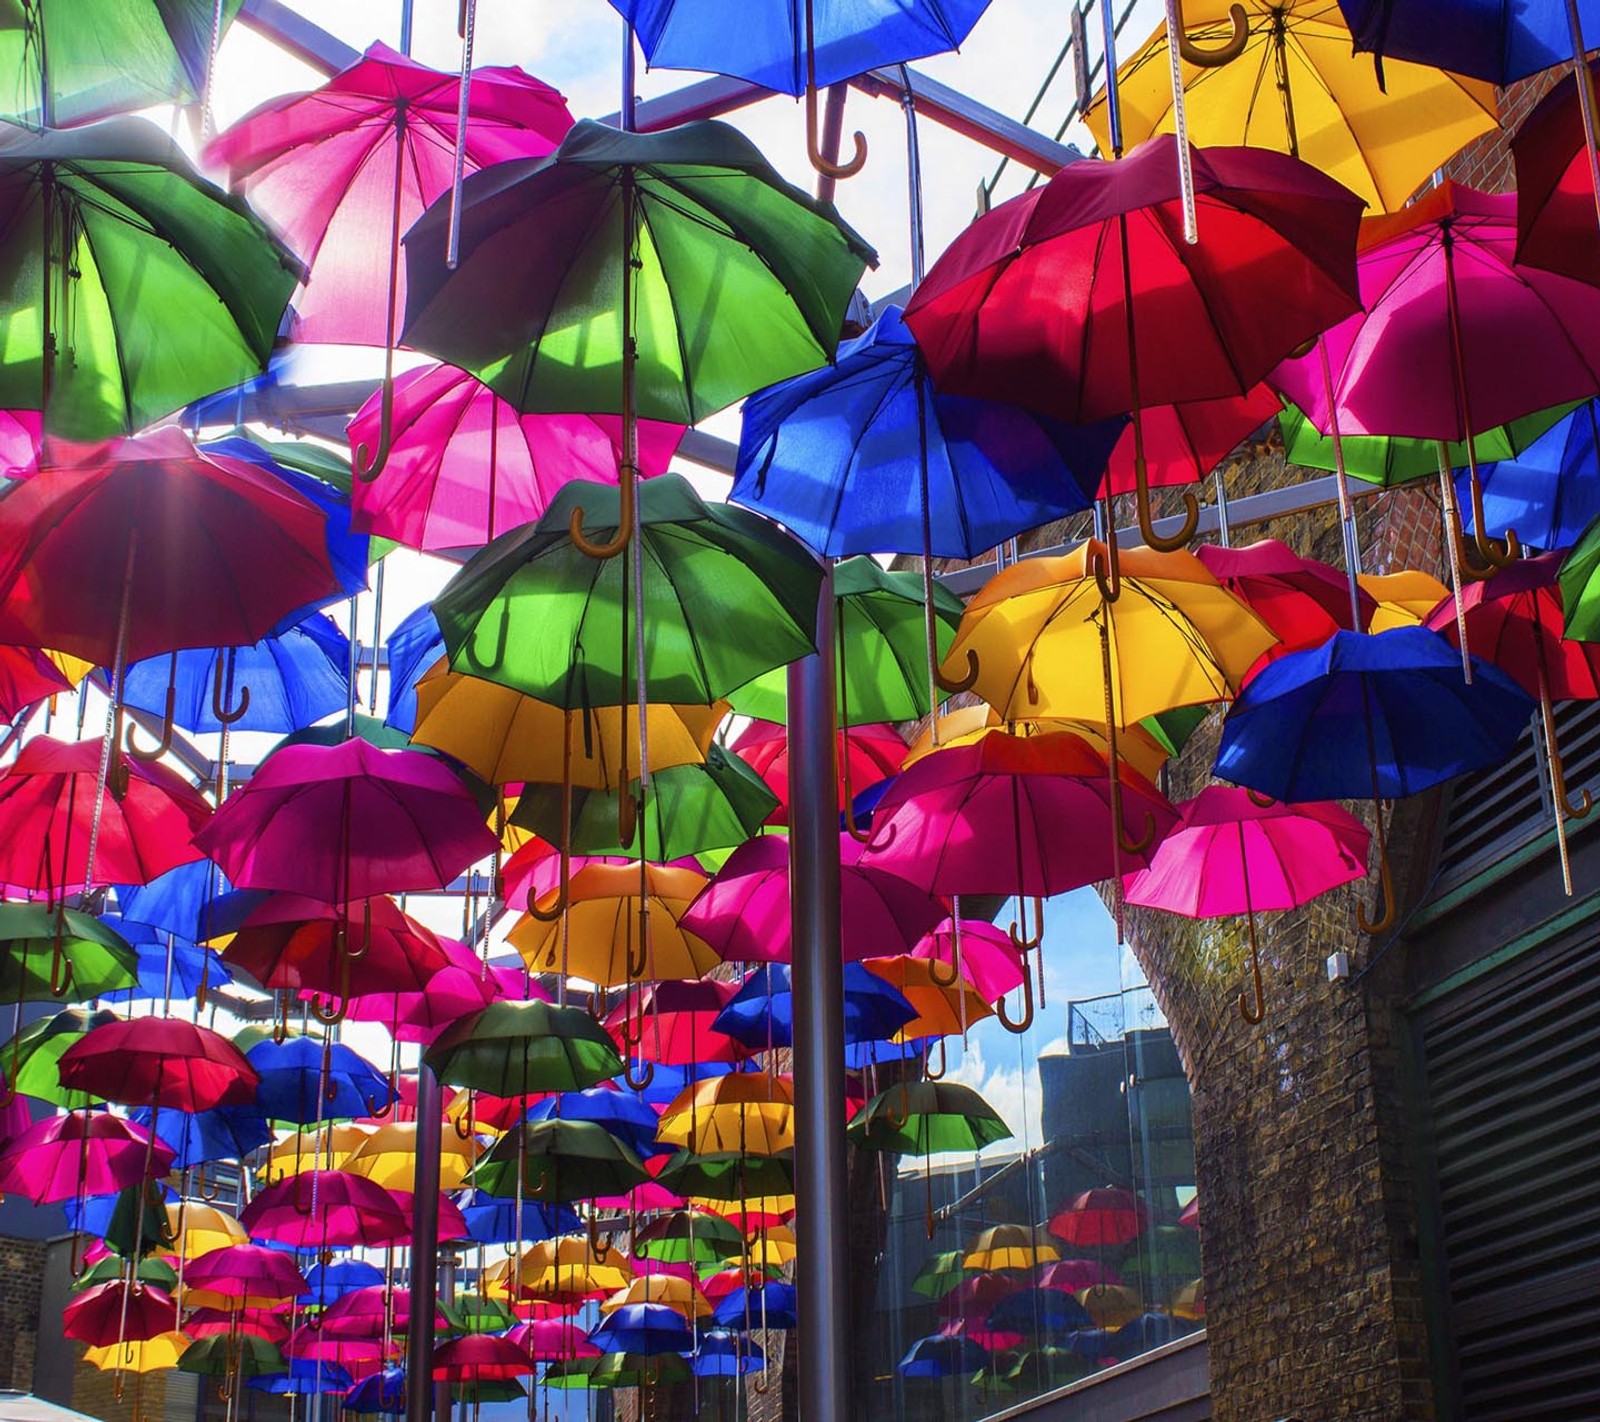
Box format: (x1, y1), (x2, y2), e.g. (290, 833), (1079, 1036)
(1102, 387), (1281, 501)
(58, 1019), (258, 1112)
(62, 1281), (178, 1347)
(679, 833), (947, 966)
(1513, 55), (1600, 288)
(0, 1111), (173, 1203)
(1047, 1188), (1150, 1249)
(188, 1307), (291, 1344)
(602, 980), (748, 1066)
(433, 1334), (536, 1382)
(240, 1170), (410, 1250)
(386, 1189), (471, 1246)
(905, 134), (1362, 573)
(0, 736), (211, 895)
(0, 645), (72, 722)
(729, 719), (906, 828)
(1195, 540), (1377, 664)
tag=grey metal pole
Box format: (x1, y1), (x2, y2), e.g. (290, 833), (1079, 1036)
(406, 1066), (444, 1422)
(788, 563), (851, 1422)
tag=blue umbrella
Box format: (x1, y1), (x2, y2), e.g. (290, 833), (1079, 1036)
(250, 1359), (353, 1396)
(116, 859), (265, 945)
(1339, 0), (1600, 85)
(1109, 1312), (1190, 1361)
(1463, 400), (1600, 553)
(455, 1191), (580, 1246)
(1215, 627), (1533, 933)
(130, 1103), (271, 1169)
(588, 1302), (694, 1357)
(121, 612), (351, 738)
(691, 1329), (765, 1377)
(98, 916), (230, 1004)
(731, 307), (1119, 561)
(524, 1087), (667, 1161)
(1061, 1327), (1117, 1363)
(712, 1280), (798, 1332)
(345, 1366), (407, 1415)
(299, 1258), (386, 1307)
(245, 1036), (395, 1124)
(986, 1288), (1094, 1336)
(897, 1332), (987, 1379)
(626, 1059), (742, 1111)
(63, 1183), (177, 1237)
(383, 603), (446, 733)
(844, 1035), (930, 1071)
(713, 962), (917, 1051)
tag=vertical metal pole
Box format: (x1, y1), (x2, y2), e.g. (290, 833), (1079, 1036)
(788, 564), (850, 1422)
(434, 1249), (457, 1422)
(405, 1066), (443, 1422)
(621, 21), (637, 132)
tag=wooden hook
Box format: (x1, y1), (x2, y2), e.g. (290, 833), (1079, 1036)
(126, 656), (177, 762)
(1091, 530), (1123, 605)
(995, 962), (1035, 1034)
(923, 1035), (947, 1082)
(935, 648), (980, 695)
(355, 372), (395, 483)
(1008, 895), (1044, 952)
(1135, 461), (1199, 552)
(570, 461), (634, 560)
(1237, 904), (1265, 1025)
(210, 650), (250, 726)
(1356, 826), (1397, 935)
(1175, 0), (1249, 67)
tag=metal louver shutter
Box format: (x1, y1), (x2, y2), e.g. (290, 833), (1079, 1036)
(1415, 928), (1600, 1421)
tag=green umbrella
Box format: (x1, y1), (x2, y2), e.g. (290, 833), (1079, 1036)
(910, 1250), (969, 1300)
(1119, 1225), (1202, 1292)
(73, 1254), (178, 1292)
(453, 1381), (526, 1404)
(508, 744), (777, 862)
(542, 1353), (692, 1390)
(178, 1332), (286, 1379)
(850, 1080), (1012, 1155)
(726, 557), (965, 726)
(433, 475), (823, 708)
(0, 904), (138, 1002)
(1559, 513), (1600, 642)
(1139, 705), (1209, 761)
(1002, 1348), (1090, 1389)
(0, 0), (243, 127)
(632, 1207), (743, 1266)
(1278, 399), (1571, 488)
(0, 118), (300, 438)
(444, 1294), (518, 1335)
(655, 1150), (795, 1206)
(103, 1181), (177, 1260)
(424, 1000), (623, 1097)
(473, 1118), (649, 1202)
(0, 1005), (116, 1107)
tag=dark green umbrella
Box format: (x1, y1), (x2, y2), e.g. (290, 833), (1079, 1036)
(726, 556), (965, 726)
(404, 117), (874, 555)
(0, 118), (300, 438)
(0, 0), (243, 127)
(0, 1005), (117, 1107)
(542, 1352), (692, 1389)
(0, 904), (138, 1002)
(178, 1332), (287, 1380)
(424, 1000), (623, 1097)
(1559, 512), (1600, 642)
(632, 1207), (743, 1266)
(453, 1380), (526, 1404)
(433, 474), (823, 708)
(102, 1181), (177, 1259)
(910, 1250), (969, 1300)
(508, 744), (777, 862)
(849, 1080), (1012, 1155)
(655, 1150), (795, 1205)
(72, 1254), (177, 1292)
(474, 1117), (649, 1202)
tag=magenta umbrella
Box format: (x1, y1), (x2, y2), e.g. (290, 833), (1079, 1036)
(193, 739), (498, 903)
(907, 919), (1026, 1003)
(0, 1111), (173, 1203)
(62, 1281), (178, 1347)
(386, 1189), (470, 1245)
(185, 1244), (308, 1303)
(348, 362), (684, 549)
(240, 1170), (409, 1250)
(1123, 785), (1369, 1023)
(286, 1329), (389, 1366)
(507, 1317), (601, 1361)
(320, 1286), (448, 1339)
(679, 833), (946, 966)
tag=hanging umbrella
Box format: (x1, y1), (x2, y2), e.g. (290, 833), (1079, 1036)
(1086, 1), (1495, 213)
(526, 1087), (668, 1163)
(904, 708), (1172, 784)
(184, 1244), (307, 1308)
(458, 1192), (579, 1247)
(1124, 786), (1370, 1020)
(1460, 401), (1600, 554)
(82, 1330), (191, 1376)
(349, 362), (684, 550)
(986, 1288), (1095, 1336)
(319, 1286), (447, 1341)
(1361, 571), (1451, 633)
(0, 1007), (111, 1107)
(128, 1102), (270, 1170)
(0, 1111), (172, 1203)
(711, 1280), (797, 1332)
(346, 1122), (478, 1192)
(692, 1330), (765, 1377)
(240, 1170), (409, 1250)
(963, 1225), (1060, 1274)
(588, 1302), (693, 1358)
(250, 1360), (355, 1397)
(1047, 1188), (1151, 1249)
(98, 919), (229, 1007)
(910, 1252), (969, 1300)
(679, 833), (946, 966)
(179, 1333), (288, 1384)
(897, 1332), (988, 1379)
(298, 1259), (386, 1309)
(120, 615), (351, 741)
(1514, 54), (1600, 290)
(657, 1074), (795, 1157)
(631, 1210), (743, 1272)
(73, 1256), (179, 1293)
(1036, 1258), (1126, 1291)
(58, 1018), (257, 1111)
(601, 981), (746, 1069)
(474, 1118), (649, 1203)
(1194, 540), (1376, 658)
(510, 1317), (601, 1360)
(63, 1281), (178, 1347)
(1215, 626), (1535, 928)
(905, 134), (1362, 564)
(344, 1367), (406, 1414)
(731, 719), (905, 829)
(1340, 0), (1600, 85)
(0, 905), (138, 1003)
(246, 1036), (396, 1125)
(654, 1151), (796, 1209)
(713, 962), (917, 1051)
(116, 859), (259, 949)
(0, 645), (73, 723)
(907, 919), (1026, 1004)
(0, 120), (299, 438)
(434, 1335), (536, 1382)
(860, 956), (993, 1042)
(426, 1000), (623, 1098)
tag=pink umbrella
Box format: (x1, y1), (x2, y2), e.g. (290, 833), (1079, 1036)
(0, 645), (72, 722)
(679, 833), (946, 965)
(907, 920), (1026, 1003)
(1034, 1259), (1124, 1291)
(0, 410), (41, 480)
(433, 1334), (536, 1381)
(591, 1179), (685, 1213)
(602, 980), (747, 1067)
(0, 1111), (172, 1203)
(386, 1189), (470, 1245)
(194, 738), (498, 903)
(730, 719), (906, 828)
(937, 1271), (1019, 1323)
(185, 1244), (308, 1303)
(0, 736), (211, 894)
(239, 1170), (409, 1250)
(188, 1307), (291, 1344)
(1123, 785), (1369, 1023)
(507, 1318), (601, 1361)
(320, 1286), (448, 1339)
(287, 1329), (390, 1365)
(348, 362), (684, 549)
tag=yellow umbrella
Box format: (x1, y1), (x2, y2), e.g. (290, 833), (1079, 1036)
(264, 1123), (375, 1178)
(601, 1273), (713, 1318)
(84, 1331), (190, 1373)
(1359, 570), (1449, 632)
(961, 1224), (1059, 1273)
(344, 1122), (478, 1191)
(508, 861), (718, 988)
(413, 663), (725, 787)
(160, 1202), (247, 1261)
(1084, 0), (1496, 214)
(1077, 1283), (1145, 1329)
(1170, 1277), (1205, 1321)
(742, 1222), (797, 1267)
(511, 1235), (635, 1299)
(657, 1073), (795, 1156)
(904, 705), (1171, 783)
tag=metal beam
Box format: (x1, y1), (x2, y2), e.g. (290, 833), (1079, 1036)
(237, 0), (359, 75)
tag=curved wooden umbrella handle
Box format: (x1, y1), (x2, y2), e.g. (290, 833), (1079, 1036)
(1119, 809), (1158, 856)
(126, 657), (177, 762)
(1356, 830), (1397, 935)
(805, 84), (867, 180)
(1008, 896), (1044, 952)
(923, 1035), (947, 1081)
(211, 651), (250, 726)
(996, 963), (1035, 1034)
(935, 647), (980, 696)
(571, 461), (634, 560)
(354, 372), (395, 483)
(1176, 0), (1249, 66)
(1237, 904), (1265, 1025)
(1091, 531), (1123, 605)
(1467, 468), (1520, 570)
(1136, 473), (1199, 552)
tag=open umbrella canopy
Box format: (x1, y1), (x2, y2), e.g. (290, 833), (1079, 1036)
(0, 1110), (173, 1203)
(714, 961), (917, 1050)
(129, 1102), (271, 1169)
(657, 1073), (796, 1156)
(246, 1035), (396, 1124)
(425, 1000), (624, 1096)
(179, 1332), (288, 1380)
(0, 120), (300, 438)
(0, 904), (138, 1002)
(475, 1116), (649, 1201)
(435, 1334), (536, 1382)
(588, 1301), (694, 1358)
(58, 1017), (258, 1111)
(1460, 401), (1600, 553)
(898, 1331), (988, 1378)
(602, 979), (747, 1066)
(1048, 1188), (1151, 1249)
(851, 1080), (1011, 1155)
(1339, 0), (1600, 85)
(63, 1280), (178, 1347)
(184, 1243), (307, 1305)
(526, 1086), (668, 1163)
(240, 1170), (410, 1250)
(730, 719), (906, 828)
(82, 1330), (192, 1375)
(402, 118), (875, 424)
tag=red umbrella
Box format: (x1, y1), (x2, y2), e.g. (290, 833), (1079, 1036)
(221, 893), (452, 1005)
(184, 1244), (308, 1304)
(1047, 1188), (1150, 1248)
(1514, 58), (1600, 288)
(239, 1170), (409, 1250)
(0, 428), (339, 666)
(905, 134), (1362, 570)
(348, 362), (683, 549)
(730, 719), (906, 827)
(187, 1307), (291, 1344)
(433, 1334), (536, 1382)
(1195, 540), (1377, 664)
(58, 1019), (257, 1112)
(194, 739), (498, 904)
(679, 832), (947, 966)
(1034, 1259), (1124, 1291)
(62, 1281), (177, 1347)
(0, 1111), (173, 1203)
(936, 1271), (1019, 1324)
(1102, 387), (1280, 498)
(602, 980), (748, 1066)
(0, 736), (211, 894)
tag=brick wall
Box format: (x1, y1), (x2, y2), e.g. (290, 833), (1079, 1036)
(0, 1238), (45, 1393)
